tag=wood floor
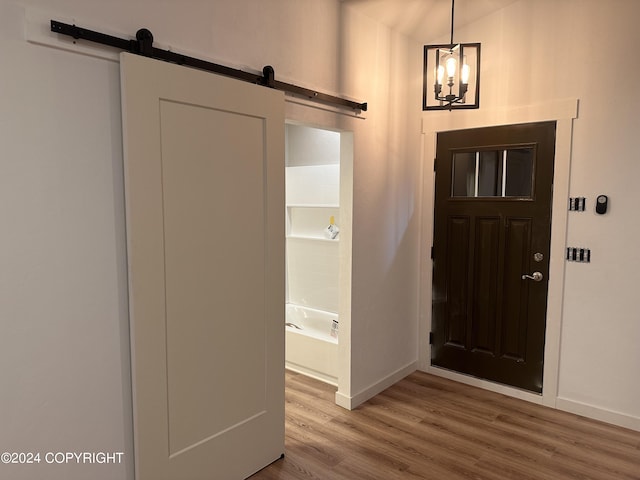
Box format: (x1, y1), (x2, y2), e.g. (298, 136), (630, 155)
(250, 370), (640, 480)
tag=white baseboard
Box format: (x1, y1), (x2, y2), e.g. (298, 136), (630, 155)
(425, 366), (545, 405)
(285, 364), (337, 387)
(556, 397), (640, 432)
(335, 361), (417, 410)
(425, 366), (640, 433)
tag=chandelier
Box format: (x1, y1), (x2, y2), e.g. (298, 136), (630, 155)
(423, 0), (481, 111)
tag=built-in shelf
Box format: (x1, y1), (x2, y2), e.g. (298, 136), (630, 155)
(286, 205), (340, 240)
(287, 235), (339, 243)
(286, 203), (340, 208)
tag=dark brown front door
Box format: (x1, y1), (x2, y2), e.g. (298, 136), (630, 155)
(431, 121), (556, 393)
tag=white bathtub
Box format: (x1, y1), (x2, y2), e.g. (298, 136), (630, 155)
(285, 304), (338, 386)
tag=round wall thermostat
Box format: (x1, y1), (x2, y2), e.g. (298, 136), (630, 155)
(596, 195), (608, 214)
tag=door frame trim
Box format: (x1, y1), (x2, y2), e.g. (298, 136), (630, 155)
(418, 98), (579, 408)
(283, 111), (356, 409)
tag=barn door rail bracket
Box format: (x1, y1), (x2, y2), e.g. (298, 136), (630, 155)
(50, 20), (368, 112)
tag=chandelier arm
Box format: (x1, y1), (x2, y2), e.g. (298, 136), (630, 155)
(434, 93), (466, 103)
(435, 95), (462, 102)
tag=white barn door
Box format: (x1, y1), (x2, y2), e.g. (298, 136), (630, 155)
(120, 52), (285, 480)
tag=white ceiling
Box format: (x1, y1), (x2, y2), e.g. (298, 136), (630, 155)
(340, 0), (520, 43)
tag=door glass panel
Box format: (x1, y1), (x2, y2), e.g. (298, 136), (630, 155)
(452, 152), (476, 197)
(504, 148), (534, 197)
(478, 151), (500, 197)
(452, 147), (533, 198)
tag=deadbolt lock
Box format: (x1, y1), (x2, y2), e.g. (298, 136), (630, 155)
(533, 252), (544, 262)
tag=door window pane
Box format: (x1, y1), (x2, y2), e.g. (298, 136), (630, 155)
(452, 152), (476, 197)
(452, 147), (533, 198)
(504, 148), (533, 197)
(478, 151), (500, 196)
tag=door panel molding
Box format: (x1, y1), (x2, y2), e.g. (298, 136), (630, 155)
(471, 216), (500, 355)
(444, 216), (470, 348)
(501, 217), (532, 362)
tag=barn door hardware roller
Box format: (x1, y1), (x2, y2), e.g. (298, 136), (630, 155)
(50, 20), (367, 112)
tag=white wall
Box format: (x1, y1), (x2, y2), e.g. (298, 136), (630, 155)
(286, 123), (340, 167)
(0, 3), (132, 479)
(286, 164), (341, 312)
(286, 166), (341, 205)
(0, 1), (422, 478)
(421, 0), (640, 428)
(336, 5), (422, 405)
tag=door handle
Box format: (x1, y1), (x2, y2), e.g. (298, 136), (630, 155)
(521, 271), (543, 282)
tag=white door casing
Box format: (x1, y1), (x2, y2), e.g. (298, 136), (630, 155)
(120, 52), (285, 480)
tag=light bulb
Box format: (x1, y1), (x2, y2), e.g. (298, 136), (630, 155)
(445, 56), (457, 78)
(461, 63), (470, 84)
(436, 65), (445, 85)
